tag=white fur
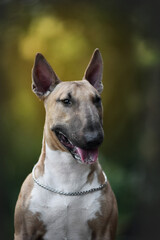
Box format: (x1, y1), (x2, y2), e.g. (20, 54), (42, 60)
(29, 143), (102, 240)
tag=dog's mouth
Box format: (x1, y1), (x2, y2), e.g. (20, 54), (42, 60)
(55, 131), (98, 164)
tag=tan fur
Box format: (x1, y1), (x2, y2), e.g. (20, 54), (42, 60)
(35, 138), (46, 177)
(87, 163), (105, 185)
(44, 80), (98, 136)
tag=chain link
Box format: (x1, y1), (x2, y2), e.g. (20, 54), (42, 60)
(32, 164), (107, 196)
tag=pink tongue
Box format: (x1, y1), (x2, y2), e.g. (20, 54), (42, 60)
(76, 147), (98, 164)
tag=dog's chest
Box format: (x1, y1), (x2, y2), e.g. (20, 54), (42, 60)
(29, 185), (101, 240)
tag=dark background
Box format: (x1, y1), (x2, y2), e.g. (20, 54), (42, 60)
(0, 0), (160, 239)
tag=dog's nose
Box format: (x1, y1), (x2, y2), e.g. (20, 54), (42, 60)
(84, 130), (104, 149)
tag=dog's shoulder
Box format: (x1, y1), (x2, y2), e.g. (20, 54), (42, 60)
(14, 174), (32, 236)
(88, 181), (118, 239)
(103, 181), (118, 223)
(14, 174), (46, 238)
(16, 173), (33, 207)
(14, 174), (34, 229)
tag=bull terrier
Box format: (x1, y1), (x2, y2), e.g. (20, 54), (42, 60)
(14, 49), (118, 240)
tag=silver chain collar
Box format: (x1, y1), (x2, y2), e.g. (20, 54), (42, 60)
(32, 164), (107, 196)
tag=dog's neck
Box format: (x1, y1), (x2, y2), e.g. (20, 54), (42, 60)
(35, 134), (104, 193)
(45, 142), (91, 190)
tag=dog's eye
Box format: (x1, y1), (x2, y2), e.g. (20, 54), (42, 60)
(61, 99), (72, 105)
(93, 95), (101, 105)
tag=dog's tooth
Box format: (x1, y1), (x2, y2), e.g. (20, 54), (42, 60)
(75, 155), (79, 160)
(75, 154), (81, 160)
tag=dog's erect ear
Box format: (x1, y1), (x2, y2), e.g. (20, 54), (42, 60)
(83, 49), (103, 94)
(32, 53), (60, 99)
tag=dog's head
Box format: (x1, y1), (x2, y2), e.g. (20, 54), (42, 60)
(32, 49), (104, 164)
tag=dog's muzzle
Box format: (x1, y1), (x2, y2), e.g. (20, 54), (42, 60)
(52, 125), (104, 164)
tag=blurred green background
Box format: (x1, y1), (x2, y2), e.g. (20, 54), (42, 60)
(0, 0), (160, 239)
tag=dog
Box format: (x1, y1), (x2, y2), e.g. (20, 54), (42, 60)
(14, 49), (118, 240)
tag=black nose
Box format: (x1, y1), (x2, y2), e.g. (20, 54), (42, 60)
(83, 130), (104, 149)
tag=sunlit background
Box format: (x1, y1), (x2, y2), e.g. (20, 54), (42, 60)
(0, 0), (160, 239)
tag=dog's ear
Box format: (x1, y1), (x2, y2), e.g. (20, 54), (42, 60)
(83, 49), (103, 94)
(32, 53), (60, 99)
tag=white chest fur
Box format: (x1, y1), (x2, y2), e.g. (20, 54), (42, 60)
(29, 144), (102, 240)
